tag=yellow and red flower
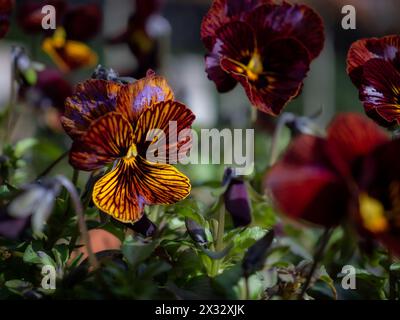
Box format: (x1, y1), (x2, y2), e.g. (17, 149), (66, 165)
(201, 0), (324, 116)
(42, 28), (98, 73)
(347, 35), (400, 127)
(265, 113), (400, 255)
(61, 71), (195, 223)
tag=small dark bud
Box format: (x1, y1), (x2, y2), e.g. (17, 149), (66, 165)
(242, 230), (274, 277)
(224, 179), (252, 228)
(126, 214), (157, 238)
(185, 218), (207, 246)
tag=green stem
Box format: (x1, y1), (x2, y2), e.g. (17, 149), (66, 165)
(211, 203), (225, 277)
(389, 252), (397, 300)
(36, 151), (68, 180)
(298, 228), (332, 299)
(268, 113), (295, 167)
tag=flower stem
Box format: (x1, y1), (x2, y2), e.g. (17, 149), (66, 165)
(56, 175), (99, 269)
(388, 252), (398, 300)
(36, 151), (68, 180)
(211, 203), (225, 277)
(298, 228), (332, 299)
(268, 113), (295, 167)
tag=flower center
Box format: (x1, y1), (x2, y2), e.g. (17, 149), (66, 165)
(246, 52), (263, 81)
(359, 193), (388, 233)
(125, 144), (138, 160)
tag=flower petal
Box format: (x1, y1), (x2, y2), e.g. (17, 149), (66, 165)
(70, 112), (133, 170)
(93, 156), (190, 223)
(221, 37), (310, 115)
(133, 156), (191, 205)
(133, 100), (195, 163)
(246, 3), (325, 59)
(326, 112), (389, 177)
(360, 59), (400, 126)
(63, 4), (102, 41)
(92, 160), (146, 223)
(347, 35), (400, 86)
(62, 79), (122, 139)
(115, 70), (174, 122)
(201, 0), (272, 50)
(205, 53), (238, 92)
(42, 29), (98, 72)
(265, 135), (348, 227)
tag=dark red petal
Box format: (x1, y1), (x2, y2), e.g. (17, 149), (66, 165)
(201, 0), (230, 51)
(226, 0), (272, 17)
(61, 80), (122, 139)
(347, 35), (400, 86)
(205, 53), (237, 92)
(63, 4), (102, 41)
(265, 135), (348, 227)
(201, 0), (272, 50)
(326, 112), (389, 177)
(246, 2), (325, 60)
(35, 69), (73, 112)
(359, 59), (400, 126)
(69, 112), (133, 171)
(221, 37), (310, 115)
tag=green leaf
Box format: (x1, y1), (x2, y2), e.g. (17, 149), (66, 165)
(122, 236), (159, 266)
(14, 138), (38, 157)
(23, 244), (56, 268)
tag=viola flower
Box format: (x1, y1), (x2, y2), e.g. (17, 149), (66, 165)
(107, 0), (168, 78)
(61, 70), (195, 223)
(346, 35), (400, 127)
(0, 0), (13, 38)
(17, 0), (66, 34)
(42, 28), (98, 73)
(201, 0), (324, 116)
(265, 113), (400, 255)
(63, 4), (102, 41)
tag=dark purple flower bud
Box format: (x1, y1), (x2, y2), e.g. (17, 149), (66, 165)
(126, 214), (157, 238)
(224, 176), (251, 228)
(185, 218), (207, 246)
(242, 230), (274, 277)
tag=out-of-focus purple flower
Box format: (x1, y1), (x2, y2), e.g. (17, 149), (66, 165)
(26, 68), (72, 112)
(63, 4), (102, 41)
(108, 0), (169, 78)
(0, 207), (30, 240)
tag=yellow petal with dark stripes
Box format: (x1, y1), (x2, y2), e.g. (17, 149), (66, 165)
(70, 112), (133, 170)
(92, 156), (190, 223)
(92, 160), (146, 223)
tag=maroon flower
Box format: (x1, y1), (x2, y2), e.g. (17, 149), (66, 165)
(17, 0), (101, 40)
(201, 0), (324, 116)
(0, 0), (13, 38)
(28, 69), (73, 112)
(346, 35), (400, 127)
(265, 113), (400, 255)
(63, 4), (102, 41)
(17, 0), (66, 34)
